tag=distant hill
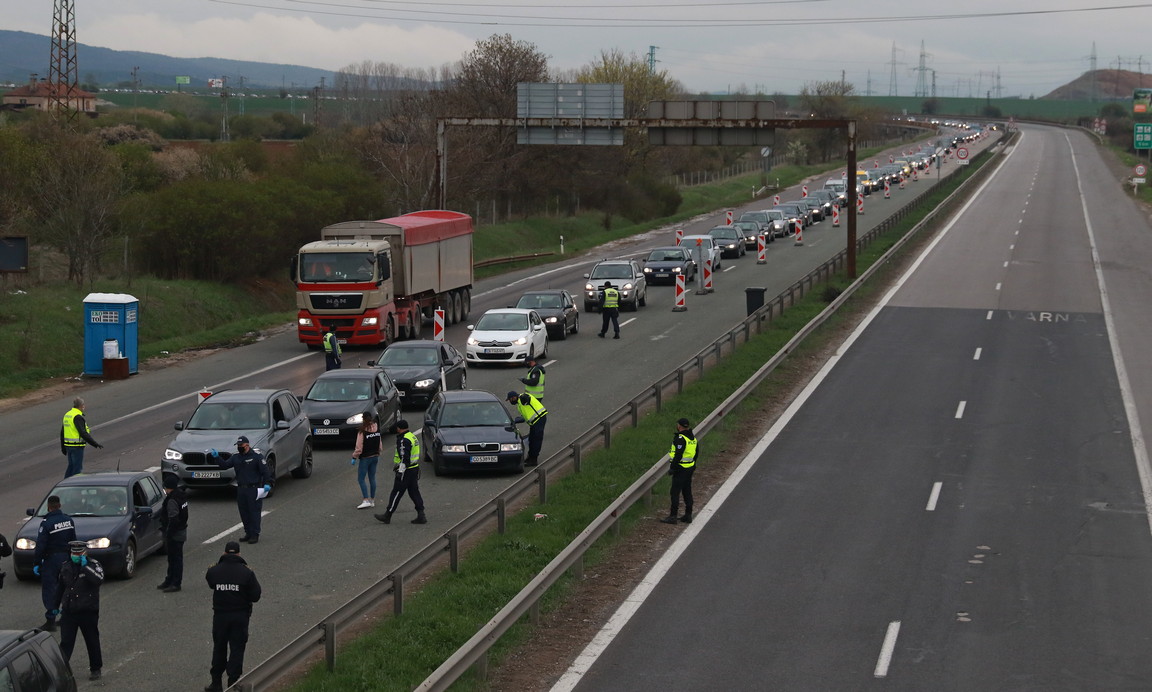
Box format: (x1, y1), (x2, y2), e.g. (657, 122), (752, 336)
(1044, 69), (1151, 101)
(0, 30), (336, 90)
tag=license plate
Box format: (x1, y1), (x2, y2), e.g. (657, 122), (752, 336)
(484, 348), (505, 354)
(397, 391), (406, 397)
(314, 427), (339, 435)
(470, 455), (498, 464)
(192, 471), (221, 479)
(337, 338), (347, 344)
(655, 273), (669, 278)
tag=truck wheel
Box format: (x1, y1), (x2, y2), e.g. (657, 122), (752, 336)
(452, 291), (463, 325)
(385, 315), (396, 345)
(410, 309), (423, 339)
(443, 294), (458, 325)
(461, 288), (471, 320)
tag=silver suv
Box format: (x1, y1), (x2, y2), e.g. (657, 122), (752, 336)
(583, 259), (648, 312)
(162, 389), (313, 490)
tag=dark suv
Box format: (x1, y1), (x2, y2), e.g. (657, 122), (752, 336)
(583, 259), (648, 312)
(162, 389), (314, 490)
(0, 629), (77, 691)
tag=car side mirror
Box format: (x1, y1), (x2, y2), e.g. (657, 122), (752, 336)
(26, 508), (35, 516)
(424, 418), (435, 428)
(174, 421), (184, 431)
(296, 394), (304, 402)
(135, 506), (154, 517)
(582, 273), (590, 279)
(276, 420), (290, 430)
(367, 360), (376, 366)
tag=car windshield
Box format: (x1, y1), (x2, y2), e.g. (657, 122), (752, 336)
(517, 294), (563, 310)
(299, 252), (375, 283)
(46, 485), (129, 518)
(187, 402), (270, 430)
(709, 228), (738, 240)
(647, 250), (686, 262)
(306, 378), (372, 402)
(378, 347), (439, 366)
(766, 211), (785, 220)
(475, 312), (529, 331)
(590, 264), (634, 280)
(735, 222), (758, 232)
(438, 401), (512, 427)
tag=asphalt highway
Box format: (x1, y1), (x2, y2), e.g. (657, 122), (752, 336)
(0, 129), (986, 690)
(559, 125), (1152, 690)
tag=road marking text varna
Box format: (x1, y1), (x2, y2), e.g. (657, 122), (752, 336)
(1000, 311), (1089, 324)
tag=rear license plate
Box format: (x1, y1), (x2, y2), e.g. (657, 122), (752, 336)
(314, 428), (339, 435)
(655, 273), (669, 278)
(470, 455), (498, 464)
(484, 348), (505, 354)
(192, 470), (221, 479)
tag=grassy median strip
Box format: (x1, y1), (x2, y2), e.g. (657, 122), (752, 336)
(287, 158), (980, 691)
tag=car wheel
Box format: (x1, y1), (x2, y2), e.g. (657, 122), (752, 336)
(584, 302), (597, 313)
(433, 456), (444, 477)
(638, 290), (647, 308)
(265, 458), (277, 492)
(540, 338), (548, 359)
(571, 314), (579, 335)
(291, 440), (313, 479)
(459, 371), (467, 390)
(556, 323), (568, 340)
(121, 539), (138, 579)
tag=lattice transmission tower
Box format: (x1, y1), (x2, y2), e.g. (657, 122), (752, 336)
(48, 0), (80, 121)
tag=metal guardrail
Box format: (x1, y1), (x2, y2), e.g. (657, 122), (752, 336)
(235, 135), (1010, 692)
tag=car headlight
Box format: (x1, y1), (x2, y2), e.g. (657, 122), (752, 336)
(15, 537), (36, 550)
(467, 336), (479, 346)
(164, 448), (183, 461)
(544, 316), (558, 323)
(414, 378), (436, 388)
(87, 537), (111, 550)
(643, 267), (652, 273)
(501, 442), (523, 452)
(362, 316), (378, 326)
(511, 336), (528, 346)
(443, 444), (466, 453)
(585, 283), (595, 291)
(298, 317), (314, 327)
(672, 266), (682, 272)
(623, 283), (633, 290)
(345, 412), (365, 425)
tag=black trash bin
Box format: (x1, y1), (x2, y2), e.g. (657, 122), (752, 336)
(745, 287), (767, 316)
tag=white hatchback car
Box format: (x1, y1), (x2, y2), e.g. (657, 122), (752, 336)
(465, 308), (549, 365)
(677, 234), (722, 270)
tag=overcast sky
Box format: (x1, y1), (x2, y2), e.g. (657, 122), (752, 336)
(9, 1), (1152, 98)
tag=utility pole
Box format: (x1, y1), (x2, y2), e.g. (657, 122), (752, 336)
(48, 0), (79, 121)
(647, 45), (659, 73)
(887, 42), (905, 96)
(220, 76), (231, 142)
(131, 65), (139, 122)
(913, 40), (932, 98)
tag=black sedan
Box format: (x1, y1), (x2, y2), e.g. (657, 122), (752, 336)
(11, 471), (166, 580)
(300, 368), (401, 445)
(369, 340), (467, 408)
(707, 225), (747, 259)
(421, 390), (526, 475)
(641, 246), (696, 284)
(514, 290), (580, 340)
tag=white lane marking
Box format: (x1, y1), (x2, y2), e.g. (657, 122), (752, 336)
(1009, 244), (1015, 250)
(724, 265), (736, 272)
(543, 359), (558, 368)
(874, 621), (902, 678)
(619, 317), (638, 328)
(955, 401), (967, 419)
(973, 348), (982, 361)
(995, 283), (1002, 291)
(1067, 132), (1152, 537)
(551, 146), (1021, 692)
(986, 310), (994, 320)
(925, 482), (943, 511)
(472, 262), (600, 299)
(144, 466), (160, 473)
(203, 510), (271, 545)
(1003, 261), (1009, 268)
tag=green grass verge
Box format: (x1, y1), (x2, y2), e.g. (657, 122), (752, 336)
(286, 151), (983, 692)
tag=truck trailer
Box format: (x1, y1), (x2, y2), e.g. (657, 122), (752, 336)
(293, 210), (474, 348)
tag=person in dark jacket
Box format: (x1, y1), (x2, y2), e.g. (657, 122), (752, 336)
(374, 420), (426, 525)
(323, 325), (342, 371)
(210, 436), (273, 543)
(32, 495), (76, 631)
(158, 475), (189, 592)
(660, 418), (698, 525)
(55, 540), (104, 681)
(61, 397), (103, 478)
(204, 541), (262, 692)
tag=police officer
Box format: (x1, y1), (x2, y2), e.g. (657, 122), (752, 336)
(32, 495), (76, 631)
(158, 475), (189, 592)
(661, 418), (698, 524)
(56, 540), (104, 681)
(210, 436), (272, 543)
(323, 324), (342, 371)
(507, 391), (547, 467)
(374, 420), (426, 525)
(597, 281), (621, 339)
(520, 356), (546, 401)
(61, 397), (103, 478)
(204, 540), (262, 692)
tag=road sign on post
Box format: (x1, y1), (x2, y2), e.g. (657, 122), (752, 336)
(1135, 124), (1152, 150)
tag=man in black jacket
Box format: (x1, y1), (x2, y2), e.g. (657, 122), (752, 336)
(210, 436), (272, 543)
(55, 540), (104, 681)
(204, 541), (262, 692)
(33, 495), (76, 631)
(158, 475), (189, 592)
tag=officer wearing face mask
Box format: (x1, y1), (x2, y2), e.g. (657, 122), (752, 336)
(209, 436), (272, 544)
(56, 540), (105, 681)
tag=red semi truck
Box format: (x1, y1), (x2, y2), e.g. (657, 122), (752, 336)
(293, 210), (474, 348)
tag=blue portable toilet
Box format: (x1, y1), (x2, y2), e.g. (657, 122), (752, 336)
(82, 293), (139, 377)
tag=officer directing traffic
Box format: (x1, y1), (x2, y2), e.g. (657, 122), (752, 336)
(598, 281), (621, 339)
(507, 391), (547, 468)
(661, 418), (697, 524)
(323, 324), (342, 371)
(204, 540), (262, 692)
(33, 494), (76, 631)
(374, 420), (427, 525)
(210, 436), (272, 543)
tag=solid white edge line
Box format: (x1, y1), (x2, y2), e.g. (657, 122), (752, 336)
(203, 510), (272, 545)
(925, 482), (943, 511)
(1066, 132), (1152, 537)
(550, 143), (1021, 692)
(955, 401), (967, 419)
(874, 620), (902, 678)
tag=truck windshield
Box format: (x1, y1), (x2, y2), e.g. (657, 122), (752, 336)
(300, 252), (375, 282)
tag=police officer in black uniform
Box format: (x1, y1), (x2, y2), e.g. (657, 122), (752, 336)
(374, 420), (426, 525)
(32, 495), (76, 631)
(210, 436), (272, 543)
(204, 540), (262, 692)
(158, 475), (189, 592)
(56, 540), (105, 681)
